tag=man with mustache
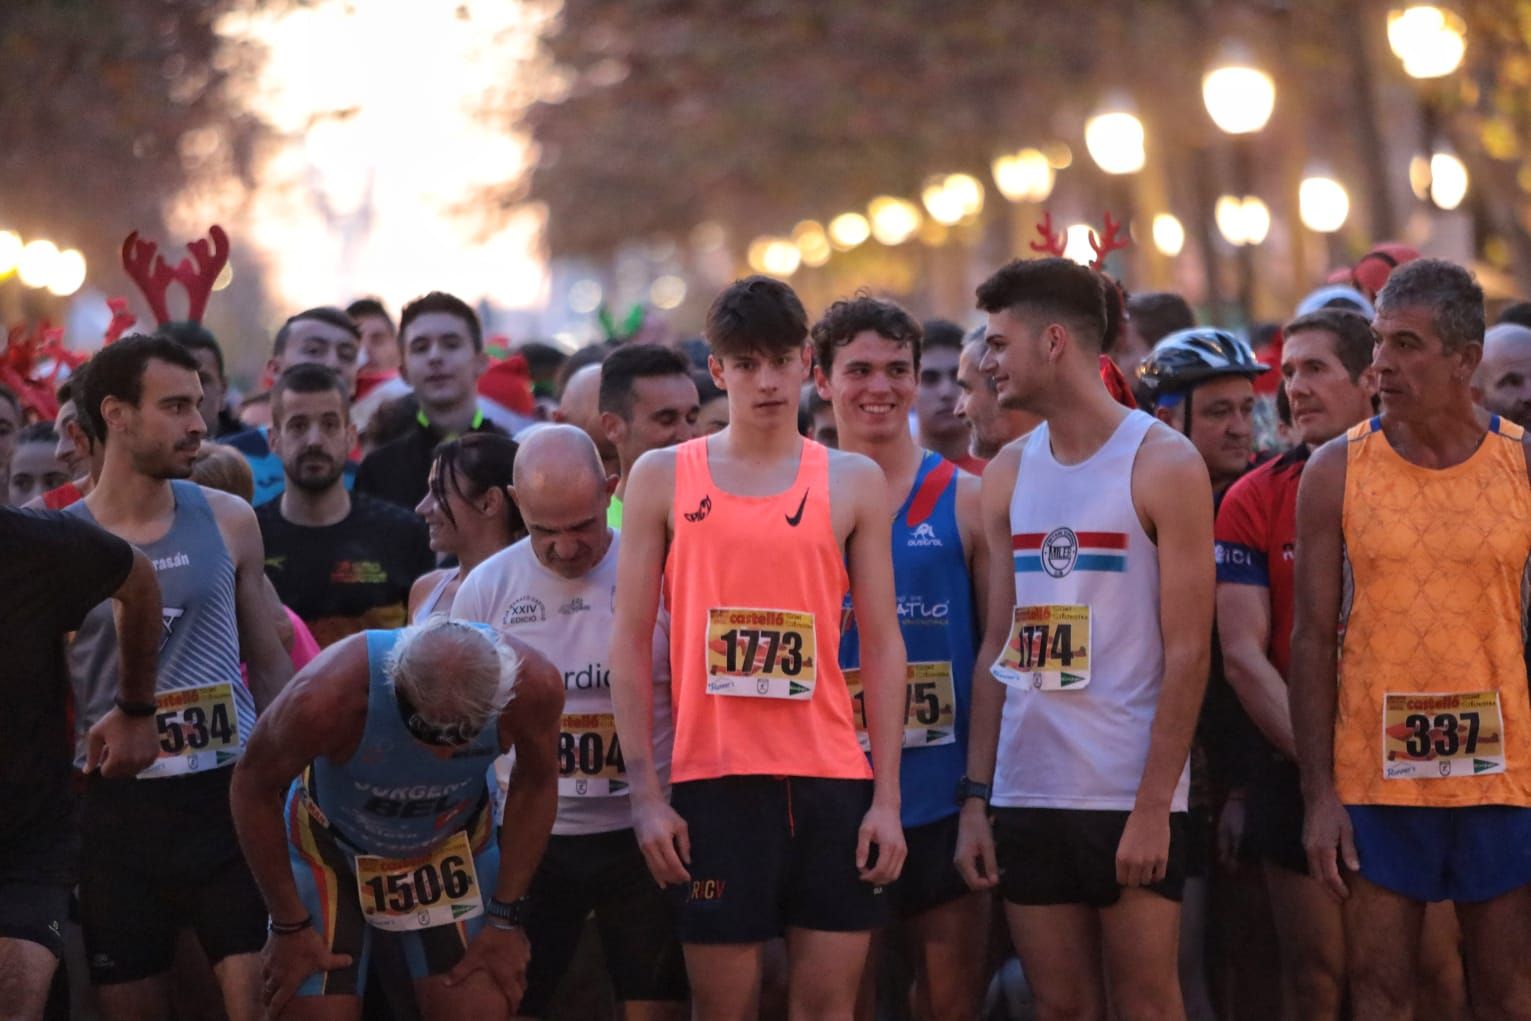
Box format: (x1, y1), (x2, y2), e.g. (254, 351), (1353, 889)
(257, 364), (434, 648)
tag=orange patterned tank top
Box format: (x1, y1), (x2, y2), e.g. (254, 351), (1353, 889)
(1335, 415), (1531, 807)
(663, 436), (871, 783)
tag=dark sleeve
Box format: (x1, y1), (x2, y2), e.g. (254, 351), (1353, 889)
(407, 516), (437, 582)
(16, 511), (136, 629)
(354, 450), (379, 496)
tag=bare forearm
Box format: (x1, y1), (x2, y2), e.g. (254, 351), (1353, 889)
(230, 771), (306, 923)
(1289, 628), (1339, 798)
(494, 772), (556, 901)
(1136, 648), (1208, 810)
(964, 649), (1007, 783)
(609, 633), (661, 803)
(1225, 651), (1297, 759)
(860, 637), (907, 806)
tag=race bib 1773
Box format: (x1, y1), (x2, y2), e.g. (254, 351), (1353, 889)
(706, 607), (816, 699)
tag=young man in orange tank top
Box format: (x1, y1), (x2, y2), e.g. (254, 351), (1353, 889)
(1293, 259), (1531, 1019)
(609, 276), (909, 1020)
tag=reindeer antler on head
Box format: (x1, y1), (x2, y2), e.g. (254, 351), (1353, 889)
(120, 225), (230, 325)
(1088, 211), (1130, 270)
(1029, 212), (1067, 258)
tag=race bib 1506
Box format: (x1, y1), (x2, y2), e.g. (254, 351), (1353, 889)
(706, 607), (816, 699)
(355, 830), (483, 932)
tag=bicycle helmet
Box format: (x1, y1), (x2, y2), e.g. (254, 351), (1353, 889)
(1136, 328), (1269, 401)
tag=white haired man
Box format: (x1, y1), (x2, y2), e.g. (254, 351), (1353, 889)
(229, 616), (564, 1020)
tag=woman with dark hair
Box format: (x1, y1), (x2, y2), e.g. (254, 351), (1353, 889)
(408, 432), (524, 621)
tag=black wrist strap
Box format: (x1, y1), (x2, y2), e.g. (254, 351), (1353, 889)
(486, 895), (530, 928)
(114, 696), (157, 718)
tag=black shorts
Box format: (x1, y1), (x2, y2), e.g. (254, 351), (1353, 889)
(992, 808), (1188, 908)
(520, 828), (687, 1016)
(1246, 757), (1308, 875)
(667, 776), (891, 942)
(0, 807), (78, 957)
(887, 813), (971, 920)
(79, 767), (267, 984)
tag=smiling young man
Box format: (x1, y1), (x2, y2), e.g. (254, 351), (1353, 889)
(955, 258), (1214, 1021)
(610, 276), (908, 1020)
(812, 296), (991, 1020)
(1292, 260), (1531, 1019)
(355, 291), (503, 510)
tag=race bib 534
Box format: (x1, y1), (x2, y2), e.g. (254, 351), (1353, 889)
(139, 683), (241, 779)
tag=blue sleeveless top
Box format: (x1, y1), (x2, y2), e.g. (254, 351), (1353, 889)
(840, 451), (977, 827)
(292, 627), (503, 857)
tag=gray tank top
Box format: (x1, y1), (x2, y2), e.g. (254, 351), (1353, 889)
(67, 481), (255, 778)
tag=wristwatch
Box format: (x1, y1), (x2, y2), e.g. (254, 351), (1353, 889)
(954, 776), (992, 807)
(485, 896), (530, 929)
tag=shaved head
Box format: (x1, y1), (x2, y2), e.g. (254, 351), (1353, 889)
(510, 424), (614, 578)
(1474, 323), (1531, 427)
(553, 363), (617, 471)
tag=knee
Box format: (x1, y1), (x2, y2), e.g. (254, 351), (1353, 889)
(1031, 986), (1106, 1021)
(1345, 959), (1413, 1014)
(1109, 977), (1183, 1021)
(1287, 949), (1344, 1014)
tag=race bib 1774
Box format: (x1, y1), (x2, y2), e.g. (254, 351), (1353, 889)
(991, 605), (1091, 691)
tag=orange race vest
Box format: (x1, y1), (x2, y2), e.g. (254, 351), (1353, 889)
(1335, 415), (1531, 807)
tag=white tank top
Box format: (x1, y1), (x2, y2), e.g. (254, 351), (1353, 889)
(452, 531), (674, 836)
(993, 410), (1189, 812)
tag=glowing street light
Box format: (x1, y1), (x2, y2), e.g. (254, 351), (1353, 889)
(922, 178), (966, 225)
(1151, 213), (1186, 256)
(1084, 108), (1146, 175)
(1216, 195), (1271, 246)
(1299, 175), (1351, 232)
(867, 196), (922, 246)
(991, 148), (1055, 203)
(17, 239), (59, 288)
(0, 231), (21, 278)
(568, 279), (602, 314)
(650, 275), (687, 310)
(1202, 63), (1276, 135)
(1388, 5), (1467, 79)
(748, 236), (801, 277)
(942, 173), (984, 219)
(1062, 224), (1096, 265)
(828, 212), (871, 250)
(792, 220), (832, 267)
(46, 249), (87, 297)
(1430, 150), (1469, 209)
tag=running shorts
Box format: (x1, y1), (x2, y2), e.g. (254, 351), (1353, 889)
(886, 812), (971, 920)
(993, 808), (1188, 907)
(1346, 804), (1531, 904)
(667, 776), (890, 942)
(519, 827), (687, 1016)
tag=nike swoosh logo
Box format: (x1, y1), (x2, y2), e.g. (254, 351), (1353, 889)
(785, 489), (809, 527)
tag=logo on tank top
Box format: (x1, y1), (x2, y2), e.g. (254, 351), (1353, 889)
(1042, 528), (1080, 577)
(785, 490), (810, 527)
(907, 522), (943, 548)
(151, 552), (191, 571)
(559, 597), (591, 615)
(160, 607), (185, 650)
(683, 495), (712, 523)
(500, 596), (546, 626)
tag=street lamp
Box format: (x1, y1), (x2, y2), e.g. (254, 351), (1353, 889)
(991, 148), (1055, 203)
(792, 220), (832, 267)
(828, 212), (871, 250)
(1299, 175), (1351, 232)
(1388, 5), (1467, 79)
(867, 196), (922, 246)
(922, 178), (965, 226)
(748, 236), (800, 277)
(1062, 224), (1096, 265)
(17, 239), (59, 288)
(1429, 150), (1469, 209)
(1084, 107), (1146, 175)
(1216, 195), (1271, 246)
(46, 249), (87, 297)
(1202, 63), (1276, 135)
(1152, 213), (1186, 256)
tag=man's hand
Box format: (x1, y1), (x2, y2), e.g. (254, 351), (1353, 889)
(856, 801), (906, 885)
(446, 924), (530, 1013)
(1116, 807), (1171, 887)
(1303, 787), (1359, 901)
(632, 797), (691, 886)
(953, 801), (999, 890)
(261, 928), (351, 1017)
(1216, 793), (1248, 871)
(85, 708), (160, 779)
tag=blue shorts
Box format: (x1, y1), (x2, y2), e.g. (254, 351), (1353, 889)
(1346, 804), (1531, 903)
(286, 794), (499, 998)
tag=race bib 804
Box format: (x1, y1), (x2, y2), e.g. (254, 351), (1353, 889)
(706, 607), (816, 699)
(559, 713), (627, 797)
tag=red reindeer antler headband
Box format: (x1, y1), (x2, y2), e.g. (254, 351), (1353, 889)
(121, 224), (230, 325)
(1029, 211), (1131, 270)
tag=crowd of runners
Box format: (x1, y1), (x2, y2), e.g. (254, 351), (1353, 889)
(3, 232), (1531, 1021)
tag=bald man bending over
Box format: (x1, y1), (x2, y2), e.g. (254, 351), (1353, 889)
(554, 364), (621, 478)
(1473, 323), (1531, 429)
(453, 425), (688, 1020)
